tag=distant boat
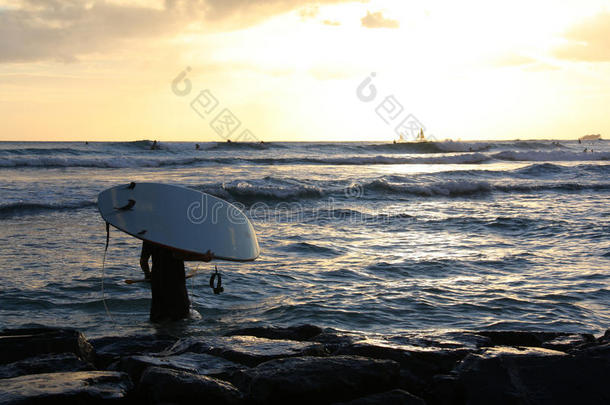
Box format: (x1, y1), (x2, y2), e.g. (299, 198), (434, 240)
(579, 134), (602, 141)
(395, 128), (431, 143)
(415, 128), (427, 142)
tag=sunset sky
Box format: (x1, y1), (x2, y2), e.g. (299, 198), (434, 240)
(1, 0), (609, 142)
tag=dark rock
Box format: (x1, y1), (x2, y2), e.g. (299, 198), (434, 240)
(386, 331), (485, 350)
(0, 352), (94, 379)
(120, 352), (242, 383)
(337, 339), (468, 395)
(0, 371), (132, 404)
(475, 330), (571, 348)
(227, 324), (323, 341)
(570, 342), (610, 358)
(542, 333), (595, 352)
(0, 327), (94, 365)
(90, 333), (176, 368)
(333, 389), (426, 405)
(163, 335), (327, 367)
(598, 329), (610, 343)
(237, 355), (400, 404)
(312, 329), (362, 353)
(336, 341), (413, 367)
(439, 345), (610, 404)
(138, 366), (243, 404)
(426, 374), (462, 405)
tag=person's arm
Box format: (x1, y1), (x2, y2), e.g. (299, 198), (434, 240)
(174, 249), (213, 262)
(140, 242), (152, 279)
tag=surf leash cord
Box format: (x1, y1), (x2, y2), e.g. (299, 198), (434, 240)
(101, 222), (116, 323)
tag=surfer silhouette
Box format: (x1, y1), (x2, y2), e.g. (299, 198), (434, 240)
(140, 241), (212, 322)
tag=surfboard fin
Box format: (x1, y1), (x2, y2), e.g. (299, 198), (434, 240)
(115, 199), (136, 211)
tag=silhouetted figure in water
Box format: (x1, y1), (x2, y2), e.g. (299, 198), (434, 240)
(578, 139), (582, 144)
(151, 140), (158, 150)
(140, 241), (188, 322)
(227, 139), (232, 143)
(140, 241), (212, 322)
(195, 143), (200, 150)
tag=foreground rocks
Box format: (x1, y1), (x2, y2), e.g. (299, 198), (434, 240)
(1, 324), (609, 404)
(0, 371), (132, 404)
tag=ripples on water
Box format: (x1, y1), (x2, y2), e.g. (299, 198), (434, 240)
(0, 140), (608, 338)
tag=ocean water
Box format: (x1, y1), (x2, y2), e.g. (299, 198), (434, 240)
(0, 139), (609, 338)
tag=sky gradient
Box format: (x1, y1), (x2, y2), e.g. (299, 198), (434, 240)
(1, 0), (609, 141)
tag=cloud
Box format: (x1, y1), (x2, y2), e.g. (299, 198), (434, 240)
(298, 4), (320, 20)
(360, 10), (399, 29)
(0, 1), (188, 63)
(523, 62), (560, 72)
(323, 19), (341, 26)
(490, 54), (536, 67)
(0, 0), (352, 63)
(554, 12), (610, 62)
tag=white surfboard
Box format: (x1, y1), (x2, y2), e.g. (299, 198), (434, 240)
(97, 182), (259, 262)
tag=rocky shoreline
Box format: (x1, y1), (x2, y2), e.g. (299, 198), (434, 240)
(0, 325), (608, 404)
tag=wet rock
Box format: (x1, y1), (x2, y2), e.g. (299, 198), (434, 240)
(542, 333), (595, 352)
(0, 327), (94, 365)
(333, 389), (425, 405)
(312, 329), (363, 353)
(435, 345), (610, 404)
(0, 352), (94, 379)
(386, 331), (485, 351)
(570, 342), (610, 358)
(90, 333), (176, 368)
(475, 330), (570, 348)
(237, 355), (400, 404)
(120, 352), (242, 383)
(138, 366), (243, 404)
(598, 329), (610, 343)
(163, 335), (327, 367)
(0, 370), (132, 404)
(337, 339), (468, 394)
(227, 324), (323, 341)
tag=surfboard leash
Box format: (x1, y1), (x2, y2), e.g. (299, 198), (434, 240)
(101, 222), (116, 324)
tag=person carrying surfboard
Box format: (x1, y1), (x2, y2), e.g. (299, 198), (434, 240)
(140, 241), (212, 322)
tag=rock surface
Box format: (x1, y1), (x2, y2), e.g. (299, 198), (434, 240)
(163, 335), (327, 367)
(430, 346), (610, 405)
(2, 325), (609, 405)
(0, 352), (94, 379)
(120, 352), (241, 382)
(237, 355), (401, 404)
(0, 371), (132, 404)
(90, 333), (176, 368)
(227, 324), (323, 341)
(333, 389), (426, 405)
(138, 366), (243, 404)
(0, 328), (94, 365)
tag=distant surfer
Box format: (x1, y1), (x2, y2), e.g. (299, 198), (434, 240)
(151, 140), (158, 150)
(140, 241), (211, 322)
(195, 143), (200, 150)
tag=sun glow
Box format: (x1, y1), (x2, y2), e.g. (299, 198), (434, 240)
(1, 0), (609, 141)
